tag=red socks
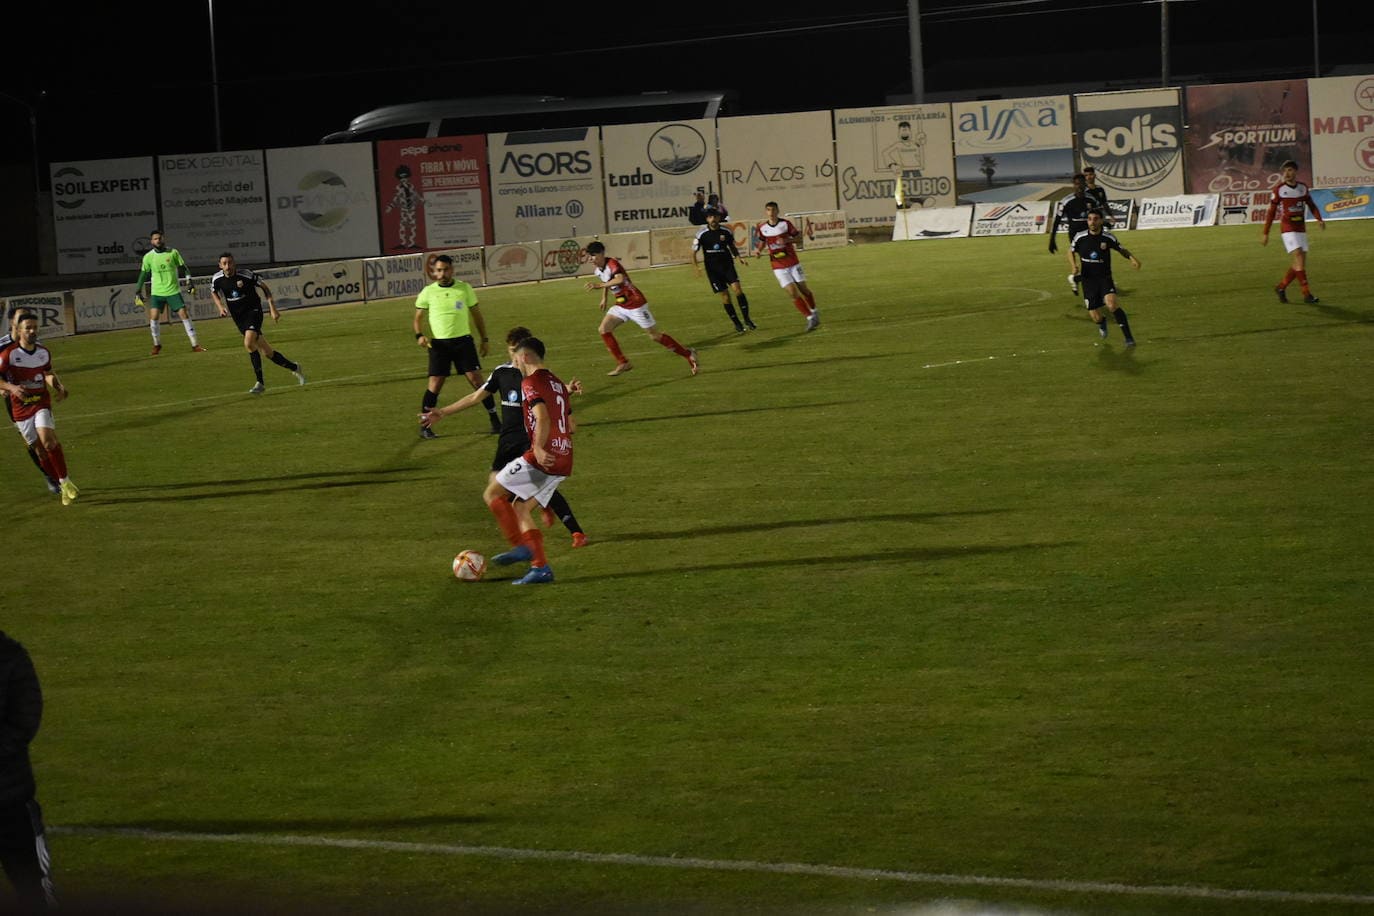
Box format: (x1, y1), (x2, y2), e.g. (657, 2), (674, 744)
(40, 445), (67, 480)
(792, 297), (810, 316)
(601, 332), (627, 364)
(487, 498), (522, 545)
(656, 334), (690, 358)
(1296, 270), (1310, 294)
(802, 289), (817, 312)
(520, 528), (547, 568)
(1278, 268), (1297, 290)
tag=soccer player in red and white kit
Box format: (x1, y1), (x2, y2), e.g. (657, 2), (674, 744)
(485, 337), (576, 585)
(756, 202), (820, 331)
(0, 314), (78, 506)
(1261, 159), (1325, 304)
(586, 241), (698, 377)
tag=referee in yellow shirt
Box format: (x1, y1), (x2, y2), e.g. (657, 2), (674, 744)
(412, 255), (500, 439)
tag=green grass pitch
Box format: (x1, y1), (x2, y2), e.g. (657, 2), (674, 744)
(5, 220), (1373, 915)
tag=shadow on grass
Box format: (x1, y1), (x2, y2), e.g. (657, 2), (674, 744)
(59, 814), (490, 834)
(1096, 344), (1142, 374)
(606, 508), (1013, 543)
(1308, 301), (1374, 324)
(91, 468), (441, 504)
(554, 541), (1074, 582)
(581, 399), (852, 429)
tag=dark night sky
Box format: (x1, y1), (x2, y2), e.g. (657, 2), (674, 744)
(2, 0), (1372, 175)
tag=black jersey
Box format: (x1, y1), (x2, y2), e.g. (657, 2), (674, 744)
(1053, 194), (1095, 239)
(212, 268), (266, 312)
(693, 226), (740, 261)
(482, 363), (528, 438)
(1071, 229), (1131, 278)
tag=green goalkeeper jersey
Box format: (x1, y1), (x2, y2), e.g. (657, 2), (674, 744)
(140, 247), (188, 296)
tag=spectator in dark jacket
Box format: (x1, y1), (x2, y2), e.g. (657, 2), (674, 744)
(1, 631), (55, 910)
(688, 191), (708, 226)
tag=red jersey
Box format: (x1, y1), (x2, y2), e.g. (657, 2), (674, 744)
(0, 343), (53, 421)
(1264, 181), (1323, 234)
(757, 218), (801, 269)
(521, 368), (574, 477)
(595, 258), (647, 310)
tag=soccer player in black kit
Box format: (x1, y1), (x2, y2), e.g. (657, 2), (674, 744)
(1071, 209), (1141, 346)
(1049, 174), (1094, 296)
(421, 326), (588, 548)
(691, 208), (755, 332)
(210, 254), (306, 394)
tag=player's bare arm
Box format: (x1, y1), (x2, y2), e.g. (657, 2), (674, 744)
(470, 305), (490, 357)
(46, 372), (67, 401)
(212, 290), (229, 317)
(421, 385), (491, 426)
(260, 280), (281, 321)
(412, 309), (429, 346)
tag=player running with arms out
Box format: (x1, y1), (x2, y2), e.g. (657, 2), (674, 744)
(756, 202), (819, 331)
(422, 326), (589, 549)
(413, 254), (501, 439)
(0, 312), (60, 496)
(211, 254), (306, 394)
(692, 208), (754, 332)
(0, 314), (78, 505)
(483, 337), (575, 584)
(1261, 159), (1325, 304)
(133, 228), (204, 355)
(586, 241), (698, 377)
(1072, 209), (1141, 346)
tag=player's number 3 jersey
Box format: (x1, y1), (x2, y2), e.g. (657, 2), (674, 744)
(521, 369), (574, 476)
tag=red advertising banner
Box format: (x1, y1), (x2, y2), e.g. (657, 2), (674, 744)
(1184, 80), (1310, 196)
(376, 135), (492, 251)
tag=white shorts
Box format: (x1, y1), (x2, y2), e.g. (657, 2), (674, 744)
(14, 409), (54, 445)
(772, 263), (807, 288)
(1281, 231), (1309, 253)
(496, 455), (566, 508)
(605, 304), (657, 329)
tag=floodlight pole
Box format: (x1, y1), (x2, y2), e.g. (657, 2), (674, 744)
(0, 90), (42, 192)
(1313, 0), (1320, 77)
(1160, 0), (1170, 87)
(909, 0), (925, 103)
(209, 0), (223, 151)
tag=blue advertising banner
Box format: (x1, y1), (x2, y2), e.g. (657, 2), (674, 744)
(1310, 187), (1374, 220)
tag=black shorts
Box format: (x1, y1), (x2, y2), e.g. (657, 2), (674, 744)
(428, 336), (481, 377)
(704, 260), (739, 293)
(230, 306), (264, 334)
(1081, 275), (1116, 311)
(491, 435), (529, 472)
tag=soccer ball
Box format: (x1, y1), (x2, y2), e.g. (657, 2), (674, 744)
(452, 550), (487, 581)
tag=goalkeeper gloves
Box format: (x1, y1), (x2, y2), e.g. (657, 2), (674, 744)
(185, 283), (196, 296)
(134, 294), (145, 307)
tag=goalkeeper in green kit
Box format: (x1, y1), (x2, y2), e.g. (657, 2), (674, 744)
(133, 228), (205, 355)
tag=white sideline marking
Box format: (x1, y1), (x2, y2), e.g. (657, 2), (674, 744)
(51, 827), (1374, 906)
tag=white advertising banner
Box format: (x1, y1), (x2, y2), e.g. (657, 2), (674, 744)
(834, 104), (957, 225)
(1073, 88), (1185, 199)
(717, 111), (839, 224)
(652, 226), (701, 266)
(1135, 194), (1220, 229)
(1308, 75), (1374, 188)
(489, 128), (606, 243)
(892, 206), (973, 241)
(51, 157), (158, 275)
(1217, 190), (1272, 226)
(267, 144), (381, 262)
(4, 294), (70, 338)
(70, 285), (140, 332)
(255, 260), (366, 309)
(971, 201), (1053, 236)
(790, 210), (848, 248)
(485, 243), (544, 286)
(603, 120), (718, 232)
(157, 149), (271, 267)
(953, 96), (1075, 205)
(364, 253), (431, 302)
